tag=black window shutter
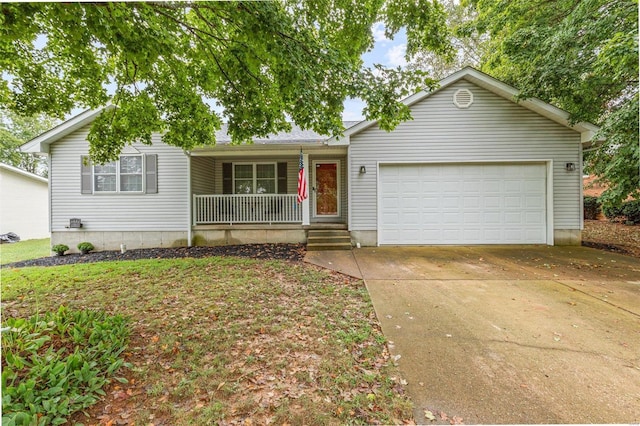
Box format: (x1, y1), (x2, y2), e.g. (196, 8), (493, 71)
(277, 162), (287, 194)
(81, 155), (92, 194)
(222, 162), (232, 194)
(145, 154), (158, 194)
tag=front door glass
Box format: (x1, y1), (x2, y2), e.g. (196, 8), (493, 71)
(315, 162), (338, 216)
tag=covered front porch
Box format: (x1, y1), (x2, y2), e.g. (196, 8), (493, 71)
(188, 144), (349, 245)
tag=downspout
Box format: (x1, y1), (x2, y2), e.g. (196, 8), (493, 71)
(186, 150), (192, 247)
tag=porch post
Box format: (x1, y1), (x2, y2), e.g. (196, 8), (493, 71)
(186, 151), (193, 247)
(302, 153), (310, 225)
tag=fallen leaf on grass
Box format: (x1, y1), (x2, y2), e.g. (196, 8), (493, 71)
(424, 409), (436, 421)
(451, 415), (464, 425)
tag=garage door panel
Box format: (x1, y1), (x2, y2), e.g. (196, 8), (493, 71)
(380, 163), (546, 245)
(484, 197), (501, 208)
(464, 197), (481, 208)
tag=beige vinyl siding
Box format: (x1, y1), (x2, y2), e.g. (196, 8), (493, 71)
(191, 157), (215, 194)
(350, 79), (581, 231)
(50, 126), (188, 231)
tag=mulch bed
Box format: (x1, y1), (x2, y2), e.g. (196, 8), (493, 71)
(3, 244), (306, 269)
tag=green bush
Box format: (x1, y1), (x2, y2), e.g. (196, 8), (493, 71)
(602, 203), (625, 221)
(1, 306), (131, 425)
(51, 244), (69, 256)
(583, 196), (600, 220)
(77, 242), (95, 254)
(622, 200), (640, 224)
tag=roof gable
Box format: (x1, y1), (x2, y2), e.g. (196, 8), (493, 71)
(328, 67), (600, 147)
(21, 106), (113, 154)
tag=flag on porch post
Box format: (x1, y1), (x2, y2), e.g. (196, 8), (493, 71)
(297, 149), (308, 204)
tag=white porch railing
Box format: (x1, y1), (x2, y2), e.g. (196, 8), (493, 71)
(193, 194), (302, 224)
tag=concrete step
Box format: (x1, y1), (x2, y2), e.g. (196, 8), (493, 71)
(307, 229), (352, 251)
(307, 236), (352, 244)
(308, 230), (350, 237)
(307, 242), (353, 251)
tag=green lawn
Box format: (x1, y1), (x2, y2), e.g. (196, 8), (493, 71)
(1, 256), (414, 425)
(0, 238), (50, 265)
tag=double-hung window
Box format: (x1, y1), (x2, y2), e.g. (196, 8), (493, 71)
(119, 156), (144, 192)
(81, 154), (157, 195)
(94, 155), (143, 193)
(233, 163), (276, 194)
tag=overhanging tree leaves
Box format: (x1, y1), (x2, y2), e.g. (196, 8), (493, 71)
(0, 110), (58, 176)
(468, 0), (639, 205)
(408, 0), (488, 79)
(1, 1), (451, 164)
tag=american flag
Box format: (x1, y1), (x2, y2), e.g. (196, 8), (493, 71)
(297, 149), (308, 203)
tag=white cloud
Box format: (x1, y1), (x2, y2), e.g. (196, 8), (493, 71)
(371, 22), (388, 43)
(386, 43), (407, 68)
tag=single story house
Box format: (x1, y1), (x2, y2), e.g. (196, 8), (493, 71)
(0, 162), (49, 240)
(21, 67), (599, 252)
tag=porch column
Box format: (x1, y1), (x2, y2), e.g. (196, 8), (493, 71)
(302, 153), (310, 225)
(186, 151), (193, 246)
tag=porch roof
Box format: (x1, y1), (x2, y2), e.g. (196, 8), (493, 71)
(213, 122), (360, 145)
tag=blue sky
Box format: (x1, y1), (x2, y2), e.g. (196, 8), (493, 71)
(342, 24), (408, 121)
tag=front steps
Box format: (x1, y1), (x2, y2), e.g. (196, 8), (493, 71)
(306, 229), (352, 251)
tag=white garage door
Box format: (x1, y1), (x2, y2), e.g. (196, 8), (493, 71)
(379, 163), (547, 245)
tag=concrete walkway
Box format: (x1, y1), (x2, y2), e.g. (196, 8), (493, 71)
(305, 246), (640, 424)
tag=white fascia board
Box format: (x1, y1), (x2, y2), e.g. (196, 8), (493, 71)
(0, 162), (48, 184)
(20, 106), (112, 154)
(190, 144), (347, 157)
(326, 135), (350, 146)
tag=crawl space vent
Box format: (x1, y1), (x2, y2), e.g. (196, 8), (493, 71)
(453, 88), (473, 109)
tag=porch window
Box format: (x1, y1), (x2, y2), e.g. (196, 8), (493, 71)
(233, 163), (277, 194)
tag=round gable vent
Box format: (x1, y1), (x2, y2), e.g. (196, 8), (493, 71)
(453, 88), (474, 109)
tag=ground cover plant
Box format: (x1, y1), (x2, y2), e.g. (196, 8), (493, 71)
(0, 238), (50, 265)
(1, 257), (413, 425)
(1, 307), (130, 425)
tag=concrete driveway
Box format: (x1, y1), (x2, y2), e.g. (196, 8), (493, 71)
(305, 246), (640, 424)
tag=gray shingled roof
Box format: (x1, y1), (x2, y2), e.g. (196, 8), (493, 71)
(215, 121), (361, 144)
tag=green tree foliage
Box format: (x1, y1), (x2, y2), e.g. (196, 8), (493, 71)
(0, 1), (451, 164)
(0, 110), (57, 176)
(408, 0), (489, 79)
(468, 0), (639, 205)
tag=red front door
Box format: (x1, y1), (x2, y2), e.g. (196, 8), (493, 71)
(314, 162), (338, 216)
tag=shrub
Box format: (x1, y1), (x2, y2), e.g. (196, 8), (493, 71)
(602, 203), (624, 221)
(583, 196), (600, 220)
(622, 200), (640, 224)
(77, 242), (95, 254)
(51, 244), (69, 256)
(1, 306), (131, 425)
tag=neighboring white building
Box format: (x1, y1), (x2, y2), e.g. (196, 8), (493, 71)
(22, 68), (600, 251)
(0, 163), (49, 240)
